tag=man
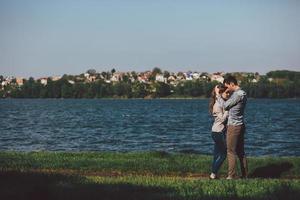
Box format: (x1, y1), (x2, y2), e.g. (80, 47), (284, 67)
(223, 75), (248, 179)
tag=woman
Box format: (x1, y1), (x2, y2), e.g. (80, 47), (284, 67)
(208, 84), (229, 179)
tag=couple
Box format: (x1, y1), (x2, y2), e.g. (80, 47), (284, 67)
(209, 75), (248, 180)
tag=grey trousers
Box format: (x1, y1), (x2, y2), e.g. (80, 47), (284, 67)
(226, 124), (248, 178)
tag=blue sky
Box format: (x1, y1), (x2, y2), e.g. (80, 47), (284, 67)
(0, 0), (299, 78)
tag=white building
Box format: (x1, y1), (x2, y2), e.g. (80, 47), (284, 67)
(16, 78), (24, 86)
(51, 76), (61, 81)
(111, 72), (124, 82)
(1, 80), (9, 87)
(192, 72), (200, 80)
(184, 72), (193, 81)
(168, 75), (176, 82)
(155, 74), (167, 83)
(210, 74), (224, 83)
(68, 80), (75, 84)
(40, 78), (48, 85)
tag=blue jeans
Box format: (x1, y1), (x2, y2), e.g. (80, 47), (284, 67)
(211, 131), (227, 174)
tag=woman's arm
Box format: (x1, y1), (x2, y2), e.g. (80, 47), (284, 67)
(213, 98), (229, 123)
(214, 107), (228, 123)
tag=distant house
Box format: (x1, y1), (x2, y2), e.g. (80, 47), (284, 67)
(200, 72), (210, 80)
(168, 75), (176, 82)
(200, 74), (210, 82)
(138, 76), (147, 83)
(111, 72), (124, 82)
(138, 71), (152, 83)
(99, 74), (105, 80)
(155, 74), (166, 83)
(129, 76), (136, 83)
(39, 78), (48, 85)
(1, 77), (14, 87)
(210, 73), (224, 83)
(184, 72), (193, 80)
(16, 78), (24, 86)
(251, 79), (258, 83)
(51, 76), (61, 81)
(1, 80), (9, 87)
(192, 72), (200, 80)
(144, 71), (152, 80)
(167, 75), (178, 86)
(84, 73), (96, 82)
(89, 75), (96, 82)
(176, 73), (185, 81)
(68, 80), (75, 84)
(169, 80), (178, 86)
(75, 77), (85, 82)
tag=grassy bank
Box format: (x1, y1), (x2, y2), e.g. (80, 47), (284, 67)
(0, 151), (300, 199)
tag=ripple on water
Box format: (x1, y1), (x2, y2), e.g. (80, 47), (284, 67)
(0, 99), (299, 156)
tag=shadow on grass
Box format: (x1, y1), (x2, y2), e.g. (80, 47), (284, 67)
(0, 171), (175, 200)
(1, 170), (299, 200)
(249, 162), (293, 178)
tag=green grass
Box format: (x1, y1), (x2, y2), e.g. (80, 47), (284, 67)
(1, 151), (299, 177)
(0, 151), (300, 199)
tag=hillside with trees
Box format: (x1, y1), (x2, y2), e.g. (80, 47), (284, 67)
(0, 70), (299, 99)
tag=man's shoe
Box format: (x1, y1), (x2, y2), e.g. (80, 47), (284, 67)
(226, 176), (234, 180)
(210, 173), (217, 179)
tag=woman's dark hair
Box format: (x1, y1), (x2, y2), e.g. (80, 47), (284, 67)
(209, 84), (227, 115)
(223, 75), (238, 85)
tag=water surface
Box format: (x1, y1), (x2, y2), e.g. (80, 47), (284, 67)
(0, 99), (299, 156)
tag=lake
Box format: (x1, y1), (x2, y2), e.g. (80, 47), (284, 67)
(0, 99), (299, 156)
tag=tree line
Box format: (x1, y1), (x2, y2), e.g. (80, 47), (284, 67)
(0, 70), (299, 98)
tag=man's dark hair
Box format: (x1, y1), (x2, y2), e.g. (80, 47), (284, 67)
(223, 75), (238, 85)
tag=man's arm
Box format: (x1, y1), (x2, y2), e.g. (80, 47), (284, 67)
(224, 93), (241, 111)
